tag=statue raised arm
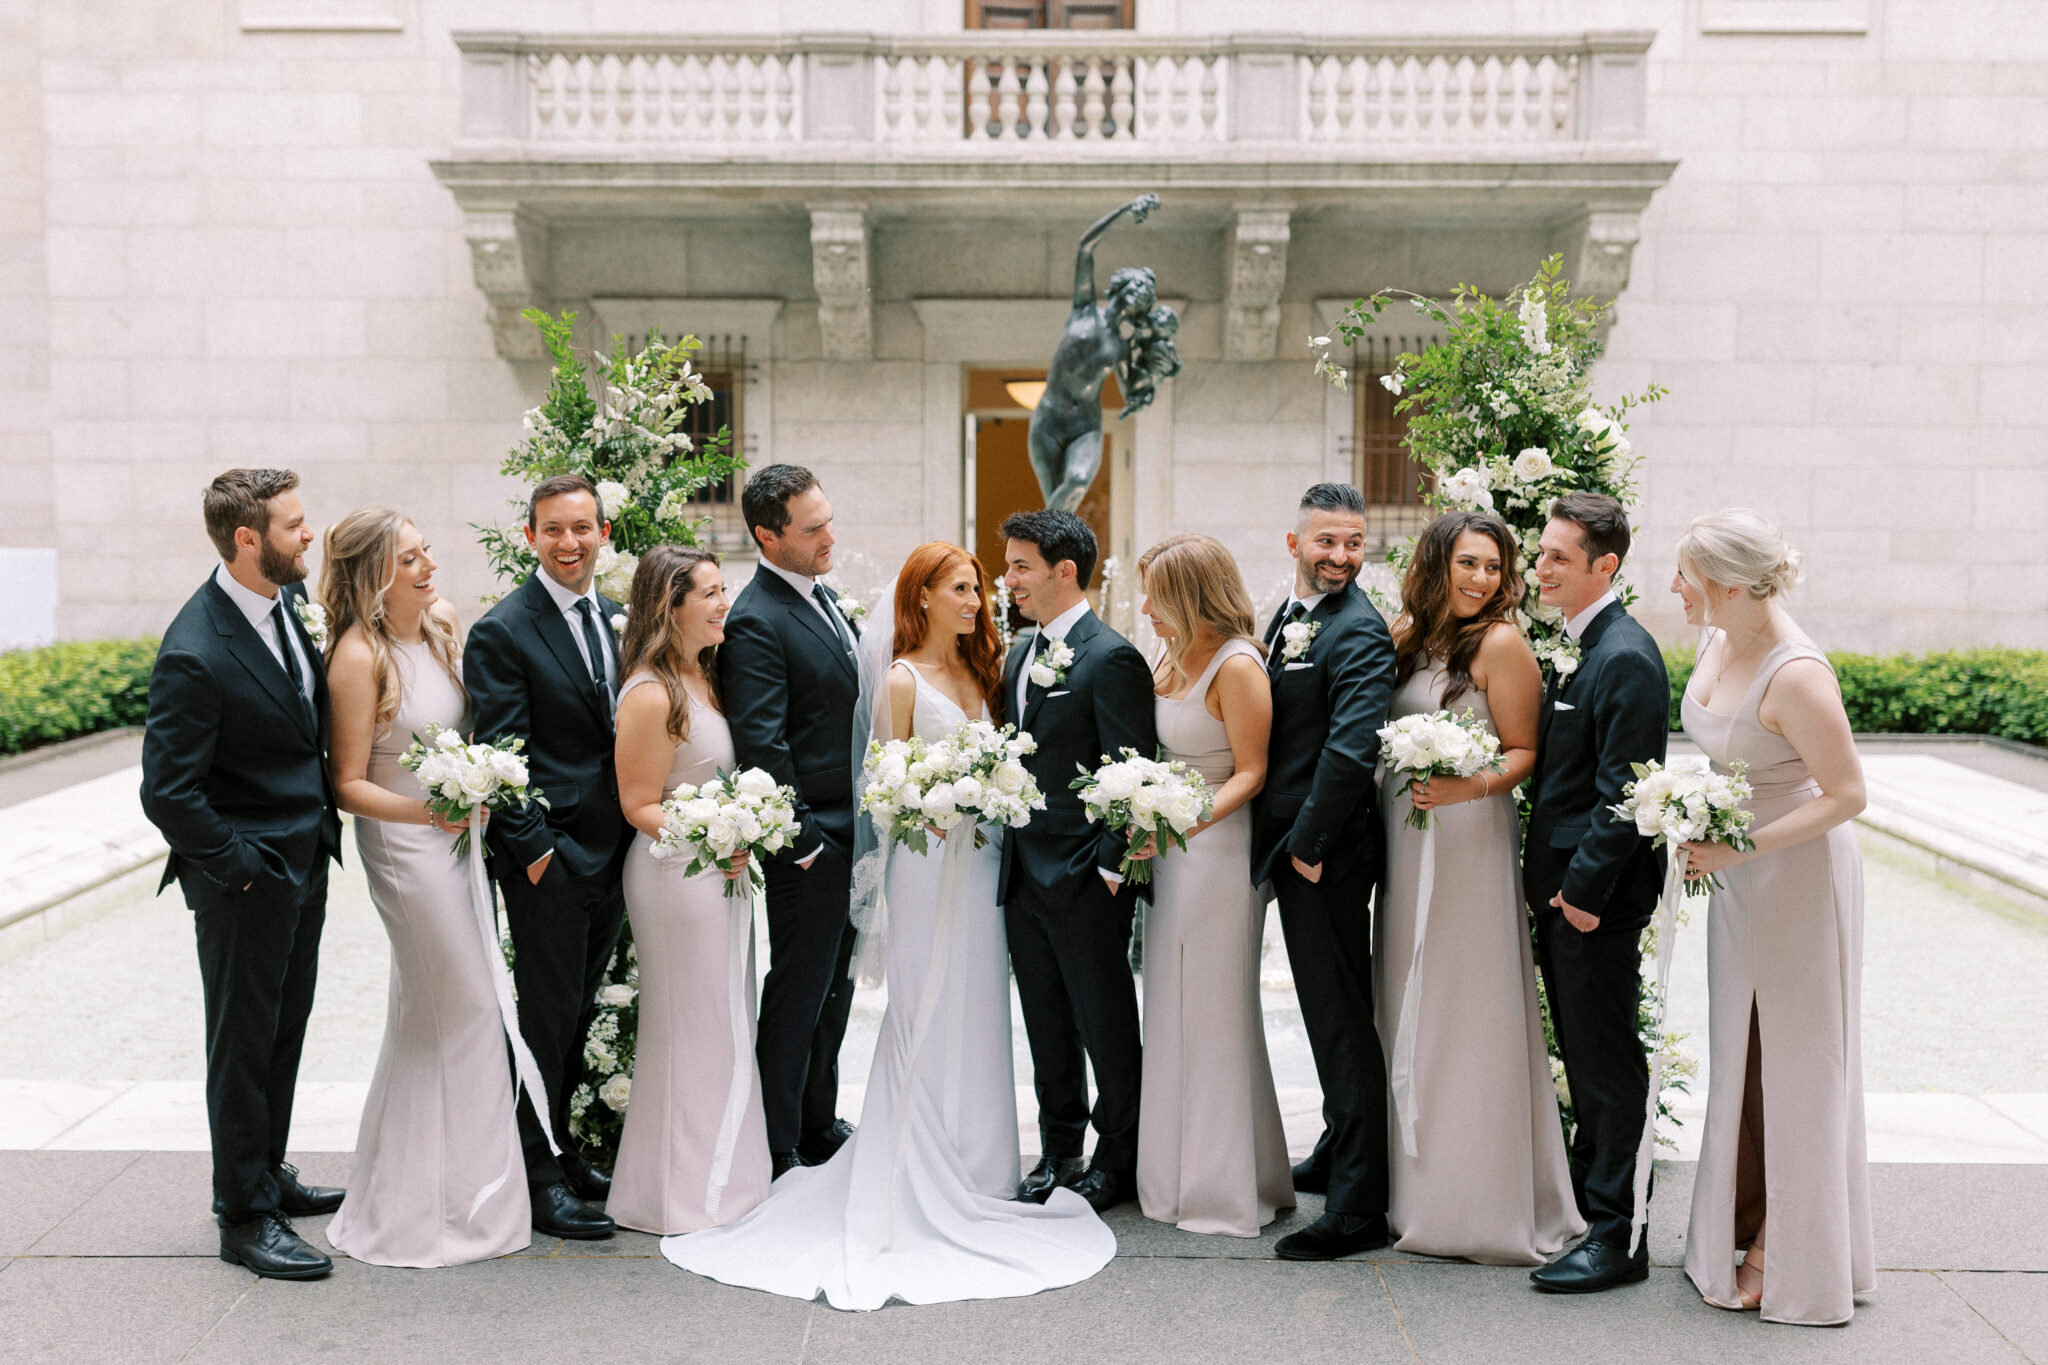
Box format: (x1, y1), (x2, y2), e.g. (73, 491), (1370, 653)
(1027, 194), (1181, 512)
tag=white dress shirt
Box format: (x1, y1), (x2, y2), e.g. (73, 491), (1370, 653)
(213, 563), (313, 702)
(1014, 598), (1092, 721)
(1564, 589), (1618, 642)
(758, 556), (852, 650)
(536, 569), (618, 691)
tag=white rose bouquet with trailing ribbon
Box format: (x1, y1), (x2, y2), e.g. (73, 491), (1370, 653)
(1071, 747), (1214, 886)
(861, 722), (1046, 854)
(650, 766), (802, 900)
(1607, 754), (1754, 1254)
(400, 724), (548, 856)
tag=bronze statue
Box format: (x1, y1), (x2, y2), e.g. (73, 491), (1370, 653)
(1028, 194), (1182, 512)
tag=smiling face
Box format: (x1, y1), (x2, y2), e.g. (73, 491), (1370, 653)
(1671, 561), (1717, 626)
(385, 520), (438, 616)
(1287, 508), (1366, 598)
(246, 490), (314, 587)
(670, 562), (729, 657)
(1534, 516), (1616, 621)
(1003, 537), (1077, 623)
(922, 561), (982, 641)
(526, 489), (609, 595)
(1139, 571), (1173, 643)
(1446, 529), (1504, 621)
(757, 485), (835, 578)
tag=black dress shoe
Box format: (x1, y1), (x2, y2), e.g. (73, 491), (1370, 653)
(219, 1210), (332, 1280)
(1290, 1156), (1329, 1195)
(530, 1182), (615, 1240)
(770, 1150), (808, 1181)
(1066, 1166), (1137, 1214)
(1017, 1155), (1087, 1205)
(797, 1118), (856, 1165)
(561, 1153), (612, 1202)
(1530, 1238), (1650, 1293)
(274, 1162), (345, 1217)
(1273, 1211), (1391, 1261)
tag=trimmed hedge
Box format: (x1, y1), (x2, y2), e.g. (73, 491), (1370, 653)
(1665, 645), (2048, 746)
(0, 638), (160, 758)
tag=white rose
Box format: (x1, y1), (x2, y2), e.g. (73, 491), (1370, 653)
(598, 983), (635, 1008)
(735, 809), (762, 843)
(992, 760), (1028, 794)
(435, 729), (465, 751)
(951, 775), (984, 808)
(734, 767), (777, 798)
(1513, 447), (1555, 482)
(894, 781), (922, 810)
(1634, 805), (1663, 837)
(598, 1073), (632, 1113)
(1163, 789), (1204, 833)
(458, 765), (495, 802)
(595, 480), (631, 517)
(1553, 653), (1578, 678)
(1093, 765), (1140, 802)
(1130, 785), (1162, 822)
(875, 753), (909, 788)
(489, 750), (528, 786)
(1029, 662), (1056, 688)
(704, 814), (740, 853)
(921, 782), (958, 819)
(681, 797), (721, 826)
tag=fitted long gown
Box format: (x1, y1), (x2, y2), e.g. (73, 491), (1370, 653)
(1682, 634), (1874, 1326)
(608, 675), (773, 1235)
(1137, 637), (1293, 1236)
(665, 660), (1114, 1310)
(1374, 659), (1584, 1265)
(327, 638), (531, 1267)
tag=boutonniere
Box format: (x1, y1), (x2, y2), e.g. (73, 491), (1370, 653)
(1537, 634), (1582, 687)
(1279, 618), (1320, 663)
(292, 597), (329, 651)
(610, 611), (628, 635)
(836, 594), (867, 627)
(1029, 637), (1075, 690)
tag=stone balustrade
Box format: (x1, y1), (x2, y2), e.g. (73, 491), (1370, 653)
(454, 31), (1654, 152)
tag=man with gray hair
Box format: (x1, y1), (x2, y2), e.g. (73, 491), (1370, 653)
(1250, 482), (1399, 1260)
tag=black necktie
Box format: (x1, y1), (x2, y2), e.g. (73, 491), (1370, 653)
(1267, 600), (1303, 649)
(813, 584), (853, 654)
(271, 599), (315, 725)
(573, 598), (609, 700)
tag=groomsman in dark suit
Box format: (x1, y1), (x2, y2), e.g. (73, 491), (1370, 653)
(141, 468), (345, 1279)
(1250, 482), (1399, 1261)
(466, 474), (631, 1239)
(720, 464), (861, 1178)
(1522, 492), (1670, 1294)
(998, 509), (1158, 1212)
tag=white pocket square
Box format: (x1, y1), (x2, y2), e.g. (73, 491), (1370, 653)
(1283, 661), (1313, 672)
(1047, 689), (1071, 698)
(1553, 700), (1576, 711)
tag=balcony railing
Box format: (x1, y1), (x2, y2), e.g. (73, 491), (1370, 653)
(453, 31), (1654, 153)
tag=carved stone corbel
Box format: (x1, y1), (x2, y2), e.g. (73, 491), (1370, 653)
(1223, 209), (1291, 362)
(809, 205), (871, 361)
(462, 208), (548, 360)
(1556, 209), (1643, 304)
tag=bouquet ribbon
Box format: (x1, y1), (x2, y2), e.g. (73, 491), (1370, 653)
(1627, 842), (1689, 1257)
(1388, 807), (1433, 1160)
(464, 831), (561, 1161)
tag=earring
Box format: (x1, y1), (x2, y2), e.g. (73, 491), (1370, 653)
(921, 600), (930, 611)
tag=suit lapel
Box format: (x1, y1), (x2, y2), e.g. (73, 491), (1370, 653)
(204, 579), (317, 744)
(522, 575), (614, 733)
(1024, 611), (1100, 733)
(760, 570), (857, 682)
(1002, 630), (1033, 723)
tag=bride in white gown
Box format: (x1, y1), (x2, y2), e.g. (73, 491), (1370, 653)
(664, 542), (1114, 1310)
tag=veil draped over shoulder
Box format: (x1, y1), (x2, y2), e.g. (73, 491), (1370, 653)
(845, 573), (904, 988)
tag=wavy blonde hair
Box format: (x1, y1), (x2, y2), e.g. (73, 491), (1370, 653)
(1137, 533), (1262, 689)
(317, 506), (462, 735)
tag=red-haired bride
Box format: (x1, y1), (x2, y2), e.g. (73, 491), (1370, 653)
(665, 543), (1113, 1309)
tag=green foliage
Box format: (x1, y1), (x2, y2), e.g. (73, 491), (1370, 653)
(0, 638), (160, 757)
(1664, 644), (2048, 744)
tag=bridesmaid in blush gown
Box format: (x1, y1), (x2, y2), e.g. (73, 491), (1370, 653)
(1672, 510), (1873, 1326)
(1130, 534), (1292, 1237)
(608, 546), (772, 1235)
(320, 507), (530, 1267)
(1376, 511), (1583, 1264)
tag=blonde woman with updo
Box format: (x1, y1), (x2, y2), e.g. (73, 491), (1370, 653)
(1131, 534), (1293, 1237)
(1673, 508), (1873, 1325)
(321, 507), (530, 1267)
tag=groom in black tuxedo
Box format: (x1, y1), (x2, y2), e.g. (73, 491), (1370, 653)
(1251, 482), (1399, 1260)
(141, 468), (345, 1279)
(720, 464), (861, 1178)
(1522, 492), (1670, 1294)
(466, 474), (632, 1239)
(997, 509), (1158, 1213)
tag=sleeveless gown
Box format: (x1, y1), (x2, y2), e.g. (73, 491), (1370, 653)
(1682, 634), (1874, 1325)
(608, 675), (772, 1235)
(1374, 659), (1584, 1264)
(327, 638), (531, 1267)
(665, 660), (1114, 1310)
(1137, 637), (1293, 1236)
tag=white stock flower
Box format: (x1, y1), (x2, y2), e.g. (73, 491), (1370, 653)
(436, 729), (465, 751)
(1513, 447), (1555, 482)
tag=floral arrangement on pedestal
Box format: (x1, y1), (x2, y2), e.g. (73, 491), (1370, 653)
(1311, 256), (1692, 1146)
(477, 307), (746, 1167)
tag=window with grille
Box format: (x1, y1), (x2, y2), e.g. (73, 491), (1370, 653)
(1351, 333), (1435, 551)
(966, 0), (1134, 29)
(679, 336), (750, 554)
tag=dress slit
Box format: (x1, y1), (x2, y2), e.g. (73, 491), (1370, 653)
(1735, 996), (1767, 1255)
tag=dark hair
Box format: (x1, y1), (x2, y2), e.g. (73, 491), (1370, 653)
(1298, 482), (1366, 518)
(528, 473), (603, 528)
(1548, 492), (1631, 570)
(999, 508), (1097, 590)
(203, 468), (300, 560)
(620, 545), (723, 743)
(741, 464), (820, 549)
(1393, 511), (1525, 709)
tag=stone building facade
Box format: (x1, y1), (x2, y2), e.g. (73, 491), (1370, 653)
(3, 0), (2043, 652)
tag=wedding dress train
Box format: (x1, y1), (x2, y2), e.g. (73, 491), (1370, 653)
(663, 662), (1114, 1309)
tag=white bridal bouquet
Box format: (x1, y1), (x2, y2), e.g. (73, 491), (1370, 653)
(1609, 756), (1756, 896)
(1071, 748), (1215, 886)
(650, 767), (802, 899)
(1377, 708), (1506, 831)
(861, 722), (1046, 854)
(400, 724), (547, 855)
